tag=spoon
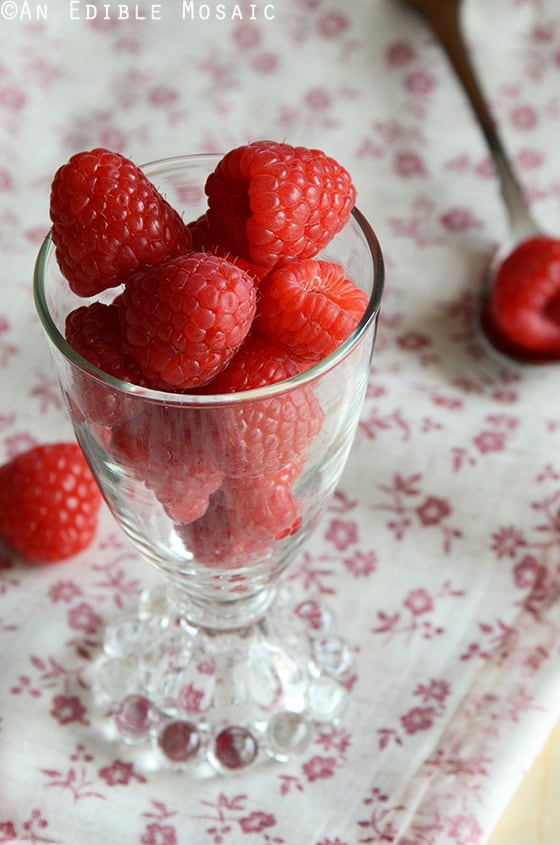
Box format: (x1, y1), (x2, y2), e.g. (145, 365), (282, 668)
(401, 0), (560, 363)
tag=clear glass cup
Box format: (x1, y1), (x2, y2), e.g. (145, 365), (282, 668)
(33, 154), (384, 774)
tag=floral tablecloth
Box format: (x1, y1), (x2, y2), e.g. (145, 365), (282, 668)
(2, 0), (560, 842)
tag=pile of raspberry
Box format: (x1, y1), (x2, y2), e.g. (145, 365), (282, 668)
(52, 141), (365, 391)
(35, 141), (368, 565)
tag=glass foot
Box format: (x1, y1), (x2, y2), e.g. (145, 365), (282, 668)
(90, 584), (354, 773)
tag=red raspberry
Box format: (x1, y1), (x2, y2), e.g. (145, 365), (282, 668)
(65, 301), (149, 425)
(150, 466), (223, 524)
(50, 148), (191, 297)
(186, 213), (269, 286)
(0, 443), (102, 564)
(203, 140), (356, 268)
(66, 301), (146, 383)
(207, 335), (300, 392)
(110, 404), (217, 477)
(109, 403), (223, 524)
(222, 463), (303, 542)
(185, 212), (215, 252)
(484, 237), (560, 361)
(205, 336), (324, 476)
(119, 252), (257, 390)
(221, 385), (322, 476)
(254, 259), (369, 362)
(178, 490), (274, 569)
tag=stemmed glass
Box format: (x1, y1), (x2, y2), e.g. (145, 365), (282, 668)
(33, 154), (384, 774)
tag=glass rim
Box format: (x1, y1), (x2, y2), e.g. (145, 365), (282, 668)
(33, 154), (384, 406)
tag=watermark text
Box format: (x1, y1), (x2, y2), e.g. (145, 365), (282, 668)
(0, 1), (276, 21)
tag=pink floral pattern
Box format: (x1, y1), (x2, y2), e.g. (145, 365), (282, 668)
(2, 0), (560, 843)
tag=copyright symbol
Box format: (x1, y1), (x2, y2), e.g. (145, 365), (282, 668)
(0, 1), (19, 20)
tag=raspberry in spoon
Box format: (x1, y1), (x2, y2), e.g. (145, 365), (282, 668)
(483, 236), (560, 362)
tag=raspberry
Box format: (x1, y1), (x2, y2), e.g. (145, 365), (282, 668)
(182, 463), (304, 568)
(119, 252), (257, 390)
(64, 301), (148, 425)
(50, 148), (191, 297)
(219, 386), (321, 476)
(109, 403), (223, 523)
(207, 335), (300, 393)
(205, 336), (324, 476)
(185, 212), (214, 251)
(254, 259), (369, 362)
(484, 237), (560, 361)
(186, 214), (269, 286)
(110, 404), (217, 476)
(0, 443), (102, 564)
(222, 463), (303, 542)
(150, 466), (223, 524)
(65, 301), (147, 383)
(203, 140), (356, 268)
(178, 490), (274, 569)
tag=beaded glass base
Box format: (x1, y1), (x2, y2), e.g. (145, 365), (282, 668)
(90, 584), (353, 774)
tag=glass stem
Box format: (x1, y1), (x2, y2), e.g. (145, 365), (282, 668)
(166, 580), (277, 631)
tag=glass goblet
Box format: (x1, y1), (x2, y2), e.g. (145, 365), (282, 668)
(33, 154), (384, 774)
